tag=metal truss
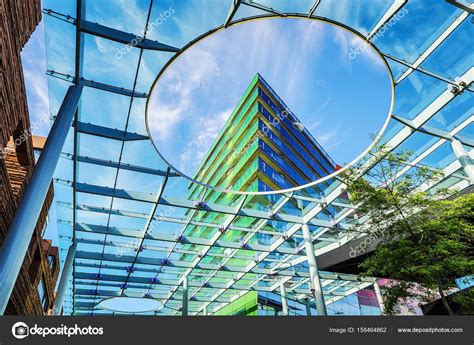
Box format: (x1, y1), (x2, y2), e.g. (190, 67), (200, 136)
(40, 0), (474, 316)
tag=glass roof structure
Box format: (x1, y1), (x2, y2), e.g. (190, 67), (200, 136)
(41, 0), (473, 315)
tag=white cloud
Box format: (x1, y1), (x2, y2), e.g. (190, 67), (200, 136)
(147, 17), (390, 171)
(316, 125), (353, 163)
(333, 28), (354, 71)
(307, 96), (332, 131)
(21, 21), (51, 136)
(23, 68), (49, 112)
(178, 107), (232, 174)
(148, 45), (221, 141)
(307, 117), (324, 131)
(90, 0), (146, 35)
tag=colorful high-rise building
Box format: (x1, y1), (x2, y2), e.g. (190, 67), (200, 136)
(184, 74), (339, 315)
(188, 73), (337, 201)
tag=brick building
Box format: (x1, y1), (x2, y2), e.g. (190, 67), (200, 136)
(0, 0), (60, 315)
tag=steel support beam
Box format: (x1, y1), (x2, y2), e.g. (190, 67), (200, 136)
(169, 196), (247, 305)
(78, 19), (180, 52)
(53, 242), (77, 315)
(72, 289), (230, 304)
(385, 54), (460, 86)
(72, 222), (299, 255)
(241, 0), (285, 16)
(47, 70), (148, 98)
(64, 200), (338, 239)
(325, 282), (373, 305)
(308, 0), (321, 17)
(72, 182), (338, 227)
(0, 81), (84, 314)
(302, 224), (327, 316)
(76, 122), (149, 141)
(446, 0), (474, 13)
(42, 8), (180, 52)
(224, 0), (241, 27)
(119, 171), (170, 297)
(71, 0), (86, 316)
(73, 272), (259, 292)
(72, 155), (179, 176)
(82, 78), (148, 97)
(367, 0), (406, 40)
(71, 259), (373, 284)
(64, 205), (297, 243)
(451, 139), (474, 183)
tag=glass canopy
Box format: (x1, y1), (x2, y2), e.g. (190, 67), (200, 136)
(42, 0), (473, 315)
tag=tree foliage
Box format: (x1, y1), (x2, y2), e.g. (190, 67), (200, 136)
(344, 144), (474, 315)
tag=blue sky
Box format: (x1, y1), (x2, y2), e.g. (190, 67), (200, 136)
(21, 20), (51, 136)
(21, 20), (62, 247)
(148, 18), (392, 179)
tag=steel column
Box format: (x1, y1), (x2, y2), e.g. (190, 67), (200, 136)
(451, 139), (474, 183)
(53, 242), (77, 315)
(182, 275), (188, 316)
(280, 282), (289, 316)
(302, 224), (327, 315)
(0, 82), (84, 314)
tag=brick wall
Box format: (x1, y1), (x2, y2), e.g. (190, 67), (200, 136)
(0, 0), (40, 160)
(0, 0), (60, 315)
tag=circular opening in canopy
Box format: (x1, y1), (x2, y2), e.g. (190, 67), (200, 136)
(147, 16), (394, 195)
(98, 297), (163, 313)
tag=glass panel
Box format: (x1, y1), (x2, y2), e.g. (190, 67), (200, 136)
(39, 0), (470, 315)
(376, 0), (461, 62)
(147, 0), (232, 48)
(421, 18), (474, 80)
(315, 0), (395, 35)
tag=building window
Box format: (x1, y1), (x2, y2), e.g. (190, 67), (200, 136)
(37, 277), (49, 312)
(41, 215), (50, 236)
(48, 255), (55, 272)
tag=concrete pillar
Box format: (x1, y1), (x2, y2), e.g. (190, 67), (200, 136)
(302, 224), (327, 315)
(0, 82), (84, 314)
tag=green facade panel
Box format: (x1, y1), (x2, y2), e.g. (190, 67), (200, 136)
(212, 291), (258, 316)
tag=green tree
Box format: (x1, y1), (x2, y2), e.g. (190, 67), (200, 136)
(344, 144), (474, 315)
